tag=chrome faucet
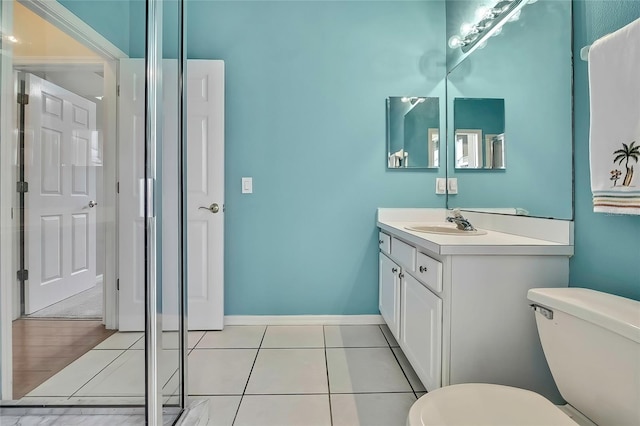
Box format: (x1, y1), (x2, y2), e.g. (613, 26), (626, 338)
(446, 209), (477, 231)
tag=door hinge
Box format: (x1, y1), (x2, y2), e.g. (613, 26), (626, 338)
(17, 269), (28, 281)
(16, 181), (28, 193)
(17, 93), (29, 105)
(116, 278), (120, 291)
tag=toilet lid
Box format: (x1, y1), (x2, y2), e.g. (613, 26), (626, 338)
(408, 384), (579, 426)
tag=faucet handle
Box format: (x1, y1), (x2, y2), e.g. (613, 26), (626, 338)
(451, 208), (463, 218)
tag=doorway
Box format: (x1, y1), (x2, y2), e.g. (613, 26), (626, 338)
(1, 0), (123, 400)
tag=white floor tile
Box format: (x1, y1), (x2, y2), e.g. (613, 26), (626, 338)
(160, 331), (206, 349)
(195, 326), (266, 349)
(74, 350), (178, 397)
(392, 347), (426, 392)
(93, 333), (144, 350)
(324, 325), (388, 348)
(188, 349), (257, 395)
(380, 324), (400, 347)
(331, 393), (417, 426)
(234, 395), (331, 426)
(326, 348), (412, 393)
(245, 349), (328, 394)
(186, 396), (241, 426)
(27, 350), (124, 397)
(261, 325), (324, 348)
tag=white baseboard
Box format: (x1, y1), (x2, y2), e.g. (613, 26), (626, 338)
(224, 315), (384, 326)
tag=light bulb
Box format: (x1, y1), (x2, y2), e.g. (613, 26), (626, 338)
(475, 6), (491, 20)
(460, 23), (474, 35)
(448, 35), (463, 49)
(7, 35), (18, 43)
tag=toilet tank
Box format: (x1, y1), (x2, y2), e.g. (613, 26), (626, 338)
(528, 288), (640, 426)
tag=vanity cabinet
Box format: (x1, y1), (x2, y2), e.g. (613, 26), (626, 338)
(379, 233), (444, 389)
(401, 272), (442, 391)
(377, 227), (569, 403)
(379, 253), (401, 340)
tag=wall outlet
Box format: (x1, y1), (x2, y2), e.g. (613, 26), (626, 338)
(447, 178), (458, 194)
(435, 178), (447, 194)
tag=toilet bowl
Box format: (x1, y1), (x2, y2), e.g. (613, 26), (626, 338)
(408, 383), (577, 426)
(407, 288), (640, 426)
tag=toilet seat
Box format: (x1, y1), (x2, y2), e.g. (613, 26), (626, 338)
(408, 383), (579, 426)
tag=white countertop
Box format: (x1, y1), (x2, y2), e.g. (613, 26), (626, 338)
(378, 220), (574, 256)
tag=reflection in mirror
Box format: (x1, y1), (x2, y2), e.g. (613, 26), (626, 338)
(445, 0), (572, 219)
(454, 98), (505, 169)
(387, 96), (440, 169)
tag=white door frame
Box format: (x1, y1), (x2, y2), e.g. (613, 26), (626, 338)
(0, 0), (126, 400)
(1, 0), (17, 401)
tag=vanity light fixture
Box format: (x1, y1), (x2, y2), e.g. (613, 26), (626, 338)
(448, 0), (529, 54)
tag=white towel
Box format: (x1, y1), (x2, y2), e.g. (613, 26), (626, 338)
(589, 18), (640, 215)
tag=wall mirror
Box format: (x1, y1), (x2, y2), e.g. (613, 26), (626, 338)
(387, 96), (440, 169)
(454, 98), (505, 169)
(445, 0), (573, 219)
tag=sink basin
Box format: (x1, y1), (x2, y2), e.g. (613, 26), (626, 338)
(405, 225), (488, 236)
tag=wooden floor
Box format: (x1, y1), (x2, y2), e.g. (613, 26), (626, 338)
(12, 319), (116, 399)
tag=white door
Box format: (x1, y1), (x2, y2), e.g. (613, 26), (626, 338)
(24, 73), (97, 314)
(118, 59), (224, 331)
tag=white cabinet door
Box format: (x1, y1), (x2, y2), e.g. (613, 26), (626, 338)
(379, 253), (401, 340)
(401, 273), (442, 391)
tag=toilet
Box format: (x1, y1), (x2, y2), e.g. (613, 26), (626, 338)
(407, 287), (640, 426)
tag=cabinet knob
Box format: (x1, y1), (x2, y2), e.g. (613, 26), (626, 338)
(399, 273), (404, 279)
(379, 240), (384, 244)
(391, 267), (398, 273)
(419, 266), (428, 273)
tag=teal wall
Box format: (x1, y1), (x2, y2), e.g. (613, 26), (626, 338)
(570, 0), (640, 301)
(186, 0), (447, 315)
(20, 0), (638, 321)
(40, 1), (448, 317)
(58, 0), (131, 55)
(454, 97), (504, 135)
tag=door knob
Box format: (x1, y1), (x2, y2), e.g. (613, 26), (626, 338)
(88, 200), (98, 208)
(199, 203), (220, 214)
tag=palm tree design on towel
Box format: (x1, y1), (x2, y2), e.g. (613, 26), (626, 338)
(613, 141), (640, 186)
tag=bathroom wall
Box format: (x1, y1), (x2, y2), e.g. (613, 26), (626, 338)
(453, 98), (504, 137)
(58, 0), (130, 55)
(571, 0), (640, 301)
(59, 0), (448, 315)
(184, 1), (447, 315)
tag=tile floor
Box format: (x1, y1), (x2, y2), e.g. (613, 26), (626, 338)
(17, 324), (426, 426)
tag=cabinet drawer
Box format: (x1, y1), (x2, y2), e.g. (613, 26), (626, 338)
(391, 237), (416, 272)
(415, 252), (443, 293)
(379, 232), (391, 255)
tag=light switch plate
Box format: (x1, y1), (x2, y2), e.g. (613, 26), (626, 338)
(447, 178), (458, 194)
(242, 177), (253, 194)
(435, 178), (447, 194)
